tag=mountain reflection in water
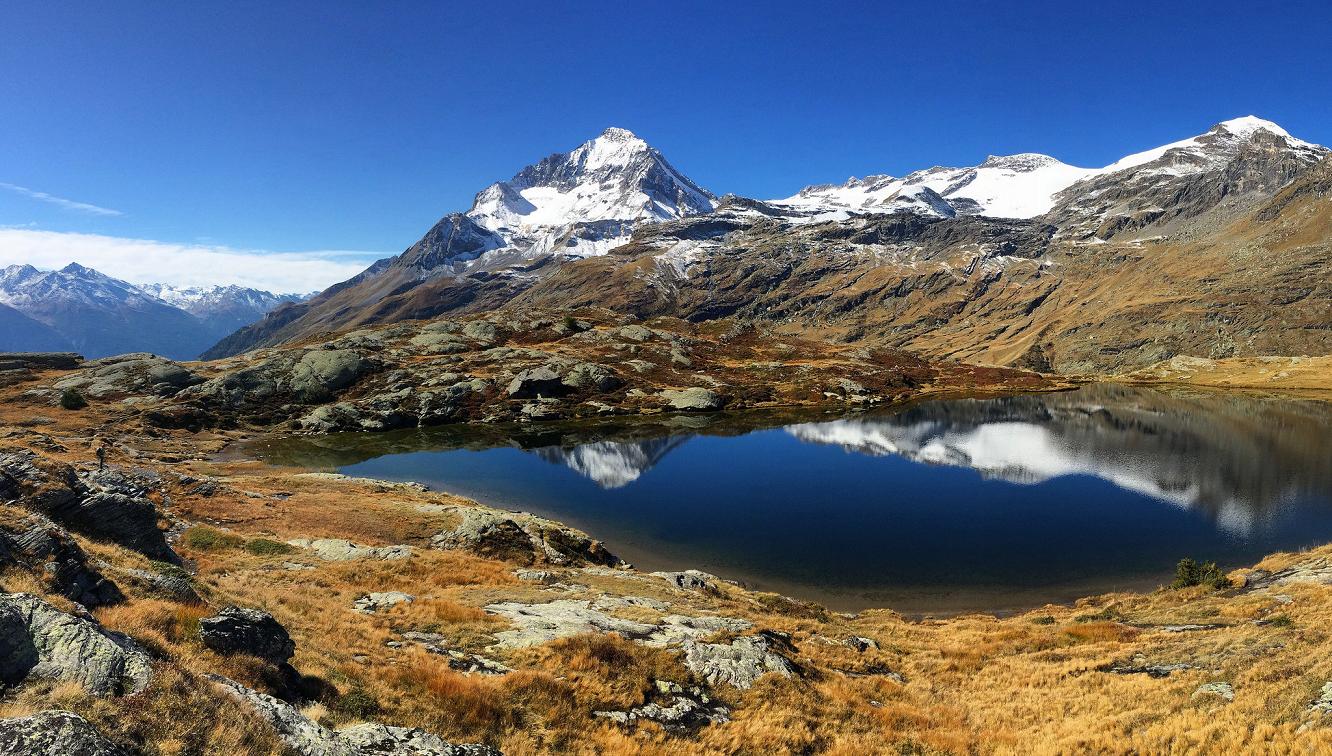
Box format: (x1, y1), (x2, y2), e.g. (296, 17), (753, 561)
(252, 385), (1332, 613)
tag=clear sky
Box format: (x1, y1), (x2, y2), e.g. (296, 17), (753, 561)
(2, 0), (1331, 291)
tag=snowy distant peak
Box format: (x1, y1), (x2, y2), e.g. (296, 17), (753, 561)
(1101, 115), (1326, 175)
(775, 153), (1096, 220)
(0, 262), (161, 309)
(136, 283), (308, 316)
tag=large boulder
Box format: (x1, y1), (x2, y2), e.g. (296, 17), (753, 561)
(505, 367), (569, 399)
(53, 354), (200, 399)
(0, 711), (127, 756)
(211, 675), (499, 756)
(199, 606), (295, 665)
(0, 513), (124, 608)
(432, 505), (618, 567)
(658, 388), (724, 412)
(289, 349), (374, 403)
(0, 593), (152, 695)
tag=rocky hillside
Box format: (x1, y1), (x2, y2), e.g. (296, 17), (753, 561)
(206, 118), (1332, 374)
(4, 357), (1332, 753)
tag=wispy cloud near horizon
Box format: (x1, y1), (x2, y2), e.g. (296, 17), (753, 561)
(0, 228), (384, 293)
(0, 182), (124, 217)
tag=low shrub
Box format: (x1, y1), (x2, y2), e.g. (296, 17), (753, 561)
(184, 526), (244, 551)
(244, 538), (295, 556)
(59, 388), (87, 410)
(1171, 558), (1231, 590)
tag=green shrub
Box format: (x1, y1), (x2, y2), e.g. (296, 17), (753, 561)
(184, 526), (243, 551)
(59, 388), (87, 410)
(1268, 614), (1294, 629)
(149, 560), (191, 580)
(244, 538), (295, 556)
(1030, 615), (1056, 625)
(331, 684), (381, 719)
(1171, 558), (1231, 590)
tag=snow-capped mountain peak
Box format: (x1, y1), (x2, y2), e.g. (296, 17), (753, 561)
(1100, 115), (1325, 175)
(462, 127), (715, 262)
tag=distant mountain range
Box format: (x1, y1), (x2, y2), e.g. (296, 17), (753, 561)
(207, 116), (1332, 373)
(0, 263), (307, 360)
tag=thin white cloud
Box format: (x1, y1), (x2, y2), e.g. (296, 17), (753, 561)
(0, 182), (123, 217)
(0, 228), (383, 293)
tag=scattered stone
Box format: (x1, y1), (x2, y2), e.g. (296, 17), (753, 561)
(211, 675), (499, 755)
(353, 592), (414, 614)
(846, 636), (879, 653)
(1311, 682), (1332, 714)
(595, 680), (730, 733)
(462, 321), (501, 346)
(561, 363), (621, 392)
(1242, 559), (1332, 592)
(0, 592), (151, 695)
(514, 569), (556, 583)
(681, 632), (799, 690)
(485, 599), (659, 648)
(658, 388), (724, 412)
(1193, 682), (1235, 701)
(199, 606), (295, 664)
(287, 538), (413, 562)
(652, 570), (721, 595)
(506, 367), (569, 399)
(1098, 655), (1195, 678)
(0, 710), (127, 756)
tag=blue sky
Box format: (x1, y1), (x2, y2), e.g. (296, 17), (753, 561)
(2, 0), (1331, 290)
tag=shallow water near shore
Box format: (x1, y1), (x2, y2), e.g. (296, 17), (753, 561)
(253, 385), (1332, 614)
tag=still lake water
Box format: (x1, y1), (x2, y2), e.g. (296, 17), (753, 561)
(254, 385), (1332, 614)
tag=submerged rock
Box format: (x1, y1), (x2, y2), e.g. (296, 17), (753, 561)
(0, 593), (151, 695)
(199, 606), (295, 664)
(0, 710), (127, 756)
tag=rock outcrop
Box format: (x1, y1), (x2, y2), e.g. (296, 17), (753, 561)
(53, 354), (200, 399)
(0, 452), (177, 563)
(211, 675), (499, 755)
(287, 538), (412, 561)
(0, 710), (127, 756)
(0, 513), (123, 607)
(199, 606), (295, 665)
(0, 593), (151, 695)
(432, 505), (619, 567)
(681, 632), (798, 690)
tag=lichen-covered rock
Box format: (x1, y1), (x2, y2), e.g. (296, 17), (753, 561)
(561, 363), (622, 392)
(652, 570), (721, 595)
(211, 675), (499, 755)
(681, 632), (798, 690)
(199, 606), (295, 664)
(353, 592), (413, 614)
(595, 680), (730, 734)
(0, 513), (124, 608)
(484, 599), (751, 650)
(289, 349), (374, 403)
(0, 710), (128, 756)
(287, 538), (412, 561)
(505, 367), (569, 399)
(0, 593), (151, 695)
(53, 354), (200, 399)
(658, 388), (723, 411)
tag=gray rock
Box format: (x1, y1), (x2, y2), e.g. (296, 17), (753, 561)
(0, 513), (123, 607)
(561, 363), (621, 392)
(211, 675), (499, 755)
(54, 354), (200, 399)
(117, 566), (200, 604)
(505, 367), (568, 399)
(658, 388), (723, 411)
(462, 321), (501, 346)
(353, 592), (414, 614)
(1242, 558), (1332, 592)
(616, 324), (655, 342)
(1311, 682), (1332, 714)
(652, 570), (721, 595)
(287, 538), (413, 562)
(484, 599), (751, 650)
(681, 633), (798, 690)
(0, 710), (127, 756)
(0, 593), (151, 695)
(289, 350), (373, 403)
(408, 332), (470, 355)
(199, 606), (295, 664)
(594, 680), (730, 733)
(845, 636), (880, 653)
(1193, 681), (1235, 701)
(1098, 655), (1195, 678)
